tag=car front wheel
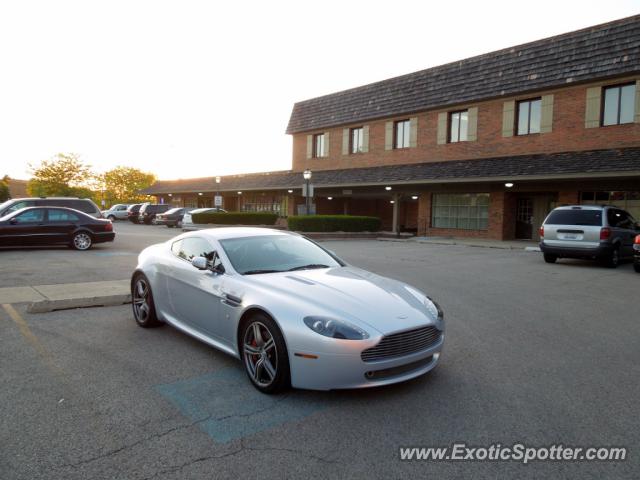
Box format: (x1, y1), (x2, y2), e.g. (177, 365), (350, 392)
(131, 273), (161, 328)
(71, 231), (93, 250)
(241, 314), (290, 394)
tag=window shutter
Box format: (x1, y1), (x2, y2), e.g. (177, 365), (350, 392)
(323, 131), (330, 157)
(540, 95), (554, 133)
(502, 101), (515, 137)
(409, 117), (418, 148)
(306, 135), (313, 159)
(362, 125), (370, 153)
(635, 80), (640, 124)
(467, 107), (478, 141)
(436, 113), (448, 145)
(385, 121), (394, 150)
(342, 128), (349, 155)
(585, 87), (602, 128)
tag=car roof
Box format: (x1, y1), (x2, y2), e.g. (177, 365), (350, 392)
(5, 206), (94, 216)
(553, 205), (606, 211)
(180, 227), (291, 241)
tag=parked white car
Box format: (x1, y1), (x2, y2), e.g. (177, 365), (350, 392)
(181, 208), (226, 231)
(101, 204), (130, 221)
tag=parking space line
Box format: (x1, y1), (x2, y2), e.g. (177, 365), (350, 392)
(1, 303), (63, 375)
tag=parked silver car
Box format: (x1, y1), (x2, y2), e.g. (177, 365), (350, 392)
(101, 204), (130, 221)
(131, 228), (444, 392)
(539, 205), (640, 267)
(181, 207), (226, 231)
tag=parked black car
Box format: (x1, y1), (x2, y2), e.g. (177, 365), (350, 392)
(634, 234), (640, 273)
(127, 204), (143, 223)
(138, 203), (171, 225)
(0, 207), (115, 250)
(155, 207), (194, 228)
(0, 197), (102, 218)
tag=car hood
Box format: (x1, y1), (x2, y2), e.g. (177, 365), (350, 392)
(242, 266), (439, 335)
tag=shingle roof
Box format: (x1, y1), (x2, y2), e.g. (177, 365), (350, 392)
(141, 147), (640, 194)
(286, 15), (640, 134)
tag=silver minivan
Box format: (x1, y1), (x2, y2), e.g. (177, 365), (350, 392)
(539, 205), (639, 268)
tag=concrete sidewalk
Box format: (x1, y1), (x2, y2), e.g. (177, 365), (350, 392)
(0, 279), (130, 313)
(380, 236), (541, 251)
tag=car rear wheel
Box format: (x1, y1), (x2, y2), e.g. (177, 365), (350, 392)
(132, 273), (161, 328)
(71, 232), (93, 250)
(604, 247), (620, 269)
(241, 313), (290, 394)
(543, 253), (557, 264)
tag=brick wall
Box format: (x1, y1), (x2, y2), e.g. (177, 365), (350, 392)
(292, 76), (640, 172)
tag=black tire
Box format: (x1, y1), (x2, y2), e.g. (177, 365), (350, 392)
(71, 231), (93, 250)
(240, 313), (290, 394)
(634, 262), (640, 273)
(543, 253), (557, 264)
(107, 215), (116, 221)
(131, 273), (162, 328)
(166, 224), (173, 228)
(604, 247), (620, 269)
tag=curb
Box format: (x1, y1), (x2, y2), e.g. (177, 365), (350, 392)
(27, 293), (131, 314)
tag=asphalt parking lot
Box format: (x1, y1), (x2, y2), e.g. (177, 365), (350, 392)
(1, 222), (638, 479)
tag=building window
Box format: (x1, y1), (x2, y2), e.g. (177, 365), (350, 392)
(517, 98), (541, 135)
(432, 193), (489, 230)
(449, 110), (468, 143)
(350, 127), (364, 154)
(313, 133), (325, 158)
(602, 83), (636, 126)
(394, 120), (410, 149)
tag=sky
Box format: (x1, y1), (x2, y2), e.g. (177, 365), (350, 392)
(0, 0), (638, 181)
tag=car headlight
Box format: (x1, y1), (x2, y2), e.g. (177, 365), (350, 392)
(424, 296), (443, 321)
(303, 316), (369, 340)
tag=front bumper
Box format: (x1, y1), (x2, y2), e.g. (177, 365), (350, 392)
(288, 334), (444, 390)
(539, 241), (613, 259)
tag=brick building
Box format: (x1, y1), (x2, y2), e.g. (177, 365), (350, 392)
(142, 15), (640, 240)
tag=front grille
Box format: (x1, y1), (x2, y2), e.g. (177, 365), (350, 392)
(361, 325), (442, 362)
(364, 355), (434, 380)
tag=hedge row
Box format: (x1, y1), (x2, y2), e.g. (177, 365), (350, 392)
(191, 211), (278, 225)
(288, 215), (381, 232)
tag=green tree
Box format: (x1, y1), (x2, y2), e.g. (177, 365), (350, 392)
(27, 153), (96, 200)
(101, 166), (156, 206)
(0, 175), (10, 202)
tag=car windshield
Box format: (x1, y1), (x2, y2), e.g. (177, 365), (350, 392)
(545, 209), (603, 226)
(220, 234), (342, 275)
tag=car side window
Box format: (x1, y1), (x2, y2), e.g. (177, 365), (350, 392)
(14, 209), (45, 223)
(616, 210), (633, 229)
(5, 201), (32, 215)
(178, 237), (215, 262)
(69, 200), (95, 214)
(171, 240), (183, 257)
(48, 209), (80, 222)
(607, 209), (621, 228)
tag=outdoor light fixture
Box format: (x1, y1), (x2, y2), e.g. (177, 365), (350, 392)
(215, 176), (221, 184)
(505, 182), (514, 188)
(168, 193), (173, 197)
(287, 189), (293, 193)
(237, 191), (242, 195)
(385, 186), (392, 191)
(390, 200), (395, 204)
(327, 196), (333, 200)
(198, 192), (203, 196)
(412, 195), (418, 200)
(303, 169), (312, 214)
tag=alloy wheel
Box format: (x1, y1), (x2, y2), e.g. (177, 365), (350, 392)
(133, 278), (150, 323)
(243, 322), (278, 388)
(73, 232), (92, 250)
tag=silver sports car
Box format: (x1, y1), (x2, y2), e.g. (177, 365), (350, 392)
(131, 228), (444, 393)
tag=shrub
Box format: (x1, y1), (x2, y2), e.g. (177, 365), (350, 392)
(191, 211), (278, 225)
(288, 215), (381, 232)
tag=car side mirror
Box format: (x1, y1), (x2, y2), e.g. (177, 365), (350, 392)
(191, 256), (208, 270)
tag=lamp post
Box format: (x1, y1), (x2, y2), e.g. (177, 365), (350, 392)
(215, 176), (221, 209)
(303, 169), (312, 215)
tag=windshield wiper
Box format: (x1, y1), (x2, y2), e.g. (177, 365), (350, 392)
(242, 269), (284, 275)
(287, 264), (330, 271)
